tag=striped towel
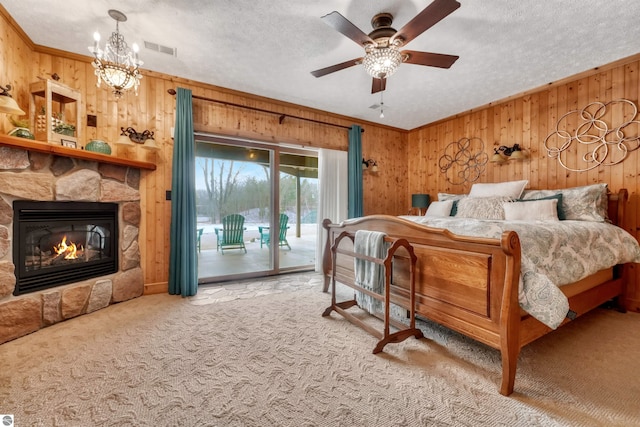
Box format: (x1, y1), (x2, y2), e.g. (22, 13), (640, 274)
(354, 230), (387, 315)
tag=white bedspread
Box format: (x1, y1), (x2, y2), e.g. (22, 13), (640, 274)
(400, 216), (640, 329)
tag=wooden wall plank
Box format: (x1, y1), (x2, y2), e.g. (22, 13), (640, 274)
(407, 58), (640, 311)
(3, 9), (640, 306)
(0, 10), (408, 291)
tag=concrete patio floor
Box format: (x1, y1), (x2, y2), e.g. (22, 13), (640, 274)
(197, 223), (317, 281)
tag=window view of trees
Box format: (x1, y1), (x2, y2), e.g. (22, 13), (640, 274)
(195, 157), (317, 225)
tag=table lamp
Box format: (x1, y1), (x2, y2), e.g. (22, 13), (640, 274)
(411, 194), (430, 215)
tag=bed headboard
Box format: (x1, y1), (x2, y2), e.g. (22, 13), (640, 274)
(608, 188), (628, 227)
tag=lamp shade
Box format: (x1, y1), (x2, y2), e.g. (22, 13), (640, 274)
(117, 133), (135, 146)
(510, 149), (525, 160)
(411, 194), (430, 209)
(491, 153), (506, 163)
(141, 137), (159, 150)
(0, 95), (26, 115)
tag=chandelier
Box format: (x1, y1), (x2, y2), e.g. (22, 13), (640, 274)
(88, 10), (143, 99)
(362, 44), (403, 79)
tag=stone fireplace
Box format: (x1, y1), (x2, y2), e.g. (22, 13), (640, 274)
(0, 146), (144, 344)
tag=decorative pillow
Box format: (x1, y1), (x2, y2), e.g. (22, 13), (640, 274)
(437, 193), (466, 216)
(454, 196), (513, 220)
(451, 200), (459, 216)
(468, 180), (528, 199)
(518, 194), (563, 219)
(521, 183), (608, 222)
(425, 200), (454, 217)
(503, 199), (560, 221)
(437, 193), (466, 202)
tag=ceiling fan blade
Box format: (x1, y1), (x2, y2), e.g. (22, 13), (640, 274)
(402, 50), (459, 68)
(321, 11), (375, 46)
(391, 0), (461, 46)
(311, 58), (363, 78)
(372, 77), (387, 94)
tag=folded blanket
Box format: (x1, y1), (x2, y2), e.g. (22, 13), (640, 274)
(354, 230), (387, 315)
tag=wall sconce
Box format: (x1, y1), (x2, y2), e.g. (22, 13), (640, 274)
(117, 127), (159, 150)
(491, 144), (526, 163)
(0, 84), (26, 115)
(362, 158), (379, 172)
(411, 194), (430, 215)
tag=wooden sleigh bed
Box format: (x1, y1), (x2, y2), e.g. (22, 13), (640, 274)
(321, 188), (633, 396)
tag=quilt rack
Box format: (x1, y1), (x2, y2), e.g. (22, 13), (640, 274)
(322, 230), (423, 353)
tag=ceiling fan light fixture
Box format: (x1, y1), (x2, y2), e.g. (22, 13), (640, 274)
(363, 45), (402, 79)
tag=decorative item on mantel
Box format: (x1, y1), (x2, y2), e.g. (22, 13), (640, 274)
(89, 9), (143, 99)
(7, 116), (35, 140)
(29, 78), (81, 146)
(85, 139), (112, 155)
(7, 127), (35, 139)
(438, 137), (488, 184)
(117, 127), (159, 150)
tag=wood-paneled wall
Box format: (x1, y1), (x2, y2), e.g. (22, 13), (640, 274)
(4, 5), (639, 305)
(407, 55), (640, 311)
(0, 6), (408, 292)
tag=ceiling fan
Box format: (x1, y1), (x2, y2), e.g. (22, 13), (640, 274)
(311, 0), (461, 94)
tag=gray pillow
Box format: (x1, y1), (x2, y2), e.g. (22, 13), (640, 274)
(521, 184), (608, 222)
(454, 196), (514, 220)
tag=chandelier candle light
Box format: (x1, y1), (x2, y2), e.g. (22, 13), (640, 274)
(89, 10), (143, 99)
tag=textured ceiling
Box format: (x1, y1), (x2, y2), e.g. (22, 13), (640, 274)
(3, 0), (640, 130)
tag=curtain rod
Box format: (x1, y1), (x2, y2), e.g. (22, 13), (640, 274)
(167, 89), (363, 132)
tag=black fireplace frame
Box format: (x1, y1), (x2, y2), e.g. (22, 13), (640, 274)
(13, 200), (119, 295)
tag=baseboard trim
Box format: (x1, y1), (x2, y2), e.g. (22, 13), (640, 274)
(144, 281), (168, 295)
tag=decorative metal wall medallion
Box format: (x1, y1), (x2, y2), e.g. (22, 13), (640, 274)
(544, 99), (640, 172)
(438, 137), (488, 184)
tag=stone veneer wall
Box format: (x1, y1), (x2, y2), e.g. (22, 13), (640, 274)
(0, 146), (144, 344)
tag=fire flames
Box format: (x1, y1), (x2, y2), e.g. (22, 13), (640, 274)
(53, 236), (83, 260)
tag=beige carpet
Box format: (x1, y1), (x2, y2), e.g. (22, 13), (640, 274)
(1, 275), (640, 427)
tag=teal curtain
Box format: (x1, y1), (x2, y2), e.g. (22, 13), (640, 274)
(348, 125), (363, 218)
(168, 87), (198, 296)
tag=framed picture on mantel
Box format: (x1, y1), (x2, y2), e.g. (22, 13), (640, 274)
(61, 139), (77, 149)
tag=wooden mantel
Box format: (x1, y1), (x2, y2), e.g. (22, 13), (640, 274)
(0, 134), (156, 170)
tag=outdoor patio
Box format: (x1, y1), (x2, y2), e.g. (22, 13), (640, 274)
(197, 222), (318, 280)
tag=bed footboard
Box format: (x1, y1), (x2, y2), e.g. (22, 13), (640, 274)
(322, 215), (522, 395)
(321, 190), (630, 396)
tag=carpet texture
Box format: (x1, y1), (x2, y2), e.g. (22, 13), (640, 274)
(1, 276), (639, 426)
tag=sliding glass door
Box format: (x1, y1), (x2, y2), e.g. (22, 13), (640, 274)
(194, 135), (317, 283)
(277, 151), (318, 271)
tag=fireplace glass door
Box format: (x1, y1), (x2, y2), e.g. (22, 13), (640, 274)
(13, 201), (118, 295)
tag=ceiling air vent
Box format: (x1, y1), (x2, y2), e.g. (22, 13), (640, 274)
(144, 41), (177, 57)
